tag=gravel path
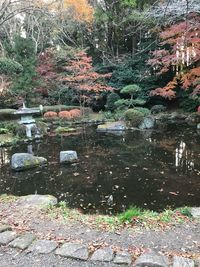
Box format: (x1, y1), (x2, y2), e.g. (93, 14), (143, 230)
(0, 196), (200, 267)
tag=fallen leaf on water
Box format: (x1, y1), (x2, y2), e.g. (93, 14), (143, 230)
(169, 191), (178, 196)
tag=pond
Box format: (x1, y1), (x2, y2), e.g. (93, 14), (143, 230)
(0, 124), (200, 214)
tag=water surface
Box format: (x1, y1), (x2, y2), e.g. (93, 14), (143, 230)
(0, 124), (200, 214)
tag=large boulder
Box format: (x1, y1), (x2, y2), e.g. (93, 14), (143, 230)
(11, 153), (47, 171)
(60, 151), (78, 163)
(139, 116), (155, 130)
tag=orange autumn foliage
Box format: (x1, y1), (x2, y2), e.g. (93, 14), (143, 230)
(44, 111), (58, 118)
(58, 111), (71, 119)
(149, 12), (200, 99)
(62, 51), (113, 94)
(150, 80), (177, 100)
(69, 109), (81, 118)
(58, 109), (81, 120)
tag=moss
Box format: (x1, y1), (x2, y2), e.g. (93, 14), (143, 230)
(55, 126), (76, 134)
(0, 133), (18, 147)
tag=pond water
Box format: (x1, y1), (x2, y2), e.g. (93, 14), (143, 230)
(0, 124), (200, 214)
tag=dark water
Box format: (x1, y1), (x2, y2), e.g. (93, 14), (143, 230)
(0, 124), (200, 214)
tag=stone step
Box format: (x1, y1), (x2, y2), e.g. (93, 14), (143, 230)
(90, 247), (114, 262)
(0, 231), (18, 245)
(55, 243), (89, 261)
(134, 251), (169, 267)
(0, 233), (199, 267)
(28, 240), (58, 254)
(173, 256), (195, 267)
(113, 251), (132, 265)
(9, 233), (36, 250)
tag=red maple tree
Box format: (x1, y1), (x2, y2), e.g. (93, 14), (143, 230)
(61, 51), (113, 105)
(36, 49), (58, 97)
(148, 12), (200, 100)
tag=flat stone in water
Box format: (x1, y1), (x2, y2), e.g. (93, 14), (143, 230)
(28, 240), (58, 254)
(97, 121), (125, 132)
(90, 247), (114, 262)
(134, 252), (169, 267)
(17, 194), (57, 209)
(9, 233), (36, 250)
(173, 256), (194, 267)
(0, 225), (12, 233)
(191, 207), (200, 218)
(55, 243), (89, 261)
(60, 151), (78, 163)
(0, 231), (18, 245)
(113, 251), (132, 265)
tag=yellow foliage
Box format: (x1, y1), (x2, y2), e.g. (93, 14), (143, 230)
(36, 0), (94, 23)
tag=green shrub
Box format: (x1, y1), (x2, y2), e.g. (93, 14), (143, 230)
(124, 109), (145, 126)
(134, 107), (151, 116)
(121, 84), (141, 95)
(0, 122), (26, 137)
(114, 99), (130, 109)
(102, 111), (114, 120)
(0, 128), (9, 134)
(43, 105), (79, 113)
(102, 109), (125, 121)
(0, 58), (23, 75)
(113, 109), (125, 120)
(106, 92), (120, 111)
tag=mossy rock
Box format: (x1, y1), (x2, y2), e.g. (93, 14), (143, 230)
(124, 109), (145, 127)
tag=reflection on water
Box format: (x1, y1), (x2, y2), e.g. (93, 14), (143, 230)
(0, 124), (200, 214)
(175, 141), (195, 172)
(0, 148), (10, 167)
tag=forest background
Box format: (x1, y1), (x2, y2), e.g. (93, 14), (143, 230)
(0, 0), (200, 114)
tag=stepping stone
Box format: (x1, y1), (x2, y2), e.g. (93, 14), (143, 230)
(0, 231), (18, 245)
(0, 225), (12, 233)
(9, 233), (36, 250)
(134, 251), (169, 267)
(55, 243), (89, 261)
(173, 256), (195, 267)
(91, 247), (114, 262)
(114, 251), (132, 265)
(17, 195), (57, 209)
(28, 240), (58, 254)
